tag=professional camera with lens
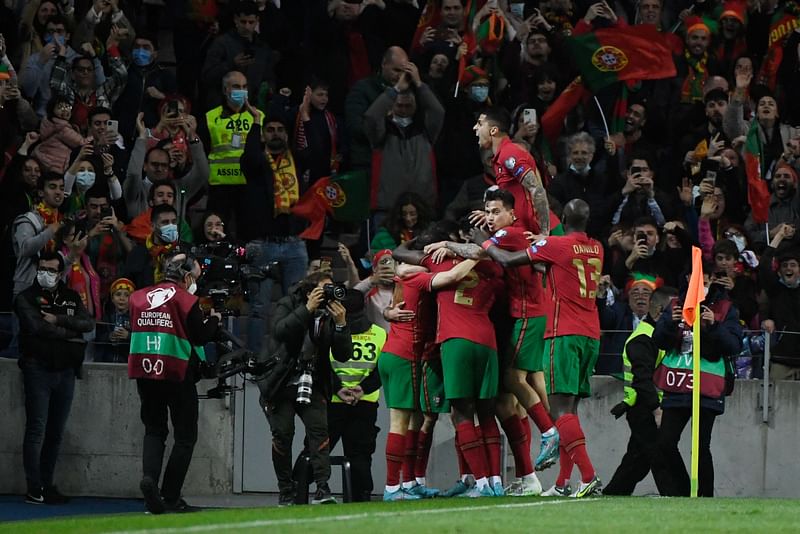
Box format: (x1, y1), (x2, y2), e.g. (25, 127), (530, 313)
(192, 241), (280, 316)
(322, 282), (346, 304)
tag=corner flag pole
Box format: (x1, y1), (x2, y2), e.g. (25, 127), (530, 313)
(690, 313), (701, 498)
(685, 246), (704, 498)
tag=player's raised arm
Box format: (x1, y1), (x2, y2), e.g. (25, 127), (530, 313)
(520, 169), (550, 236)
(471, 228), (531, 268)
(430, 259), (479, 289)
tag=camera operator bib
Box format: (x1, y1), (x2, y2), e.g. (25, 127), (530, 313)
(128, 281), (206, 382)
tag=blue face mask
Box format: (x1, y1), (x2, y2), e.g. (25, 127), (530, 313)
(159, 223), (179, 243)
(228, 89), (248, 107)
(470, 86), (489, 103)
(75, 170), (96, 189)
(132, 48), (152, 67)
(44, 34), (65, 46)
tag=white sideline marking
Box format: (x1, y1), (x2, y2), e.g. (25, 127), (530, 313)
(106, 499), (598, 534)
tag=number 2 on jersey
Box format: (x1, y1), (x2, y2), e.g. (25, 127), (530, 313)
(572, 258), (602, 299)
(453, 271), (479, 306)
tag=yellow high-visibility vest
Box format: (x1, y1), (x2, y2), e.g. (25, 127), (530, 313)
(206, 106), (255, 185)
(330, 325), (387, 404)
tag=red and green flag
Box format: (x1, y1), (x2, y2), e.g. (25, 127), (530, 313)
(541, 77), (590, 147)
(566, 25), (676, 92)
(291, 171), (370, 240)
(757, 2), (800, 90)
(744, 121), (770, 224)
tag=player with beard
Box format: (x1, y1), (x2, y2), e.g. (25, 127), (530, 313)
(472, 199), (605, 498)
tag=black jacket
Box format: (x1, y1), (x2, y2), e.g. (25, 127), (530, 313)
(759, 246), (800, 365)
(271, 283), (353, 399)
(14, 280), (95, 374)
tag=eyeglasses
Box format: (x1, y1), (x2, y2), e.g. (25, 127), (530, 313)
(723, 230), (743, 238)
(73, 66), (94, 73)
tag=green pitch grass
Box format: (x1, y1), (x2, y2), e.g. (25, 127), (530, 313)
(7, 496), (800, 534)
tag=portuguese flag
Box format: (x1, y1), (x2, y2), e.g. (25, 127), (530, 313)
(567, 25), (676, 92)
(744, 121), (771, 224)
(291, 171), (370, 240)
(757, 1), (800, 90)
(541, 77), (590, 147)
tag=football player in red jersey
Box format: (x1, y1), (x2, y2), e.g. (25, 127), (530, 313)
(474, 198), (605, 498)
(473, 107), (552, 236)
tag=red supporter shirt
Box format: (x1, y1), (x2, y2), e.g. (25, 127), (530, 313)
(382, 272), (436, 362)
(525, 233), (604, 340)
(487, 221), (547, 318)
(420, 257), (504, 349)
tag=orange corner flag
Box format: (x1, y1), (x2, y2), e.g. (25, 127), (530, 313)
(683, 246), (705, 326)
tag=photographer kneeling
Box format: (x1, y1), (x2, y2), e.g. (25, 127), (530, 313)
(262, 271), (352, 506)
(128, 252), (221, 514)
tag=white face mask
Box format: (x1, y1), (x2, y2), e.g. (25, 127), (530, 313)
(570, 163), (591, 176)
(392, 116), (413, 128)
(186, 275), (197, 295)
(37, 270), (58, 289)
(729, 235), (746, 253)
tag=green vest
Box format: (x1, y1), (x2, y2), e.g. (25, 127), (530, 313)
(622, 320), (664, 407)
(206, 106), (255, 186)
(330, 324), (387, 404)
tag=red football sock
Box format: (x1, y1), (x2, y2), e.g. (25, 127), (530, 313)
(414, 430), (433, 479)
(385, 432), (405, 486)
(454, 433), (468, 475)
(403, 430), (419, 484)
(521, 415), (532, 451)
(556, 444), (573, 487)
(556, 414), (595, 483)
(501, 415), (533, 477)
(527, 401), (554, 433)
(478, 417), (502, 477)
(455, 421), (488, 479)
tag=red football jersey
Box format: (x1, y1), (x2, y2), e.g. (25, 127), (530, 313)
(525, 233), (604, 339)
(492, 137), (560, 233)
(487, 221), (547, 318)
(420, 258), (503, 348)
(382, 272), (436, 361)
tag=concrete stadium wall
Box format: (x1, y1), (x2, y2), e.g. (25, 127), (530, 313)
(2, 358), (799, 498)
(0, 360), (233, 497)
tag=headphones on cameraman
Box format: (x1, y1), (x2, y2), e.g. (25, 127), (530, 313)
(162, 250), (198, 282)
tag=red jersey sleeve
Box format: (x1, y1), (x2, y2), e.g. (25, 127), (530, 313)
(404, 271), (436, 293)
(526, 237), (562, 264)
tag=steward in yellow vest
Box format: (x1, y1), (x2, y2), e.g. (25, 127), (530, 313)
(604, 285), (676, 497)
(327, 289), (386, 502)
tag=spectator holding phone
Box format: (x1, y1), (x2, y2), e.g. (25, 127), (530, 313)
(612, 216), (681, 289)
(94, 277), (134, 363)
(612, 156), (673, 228)
(63, 143), (122, 215)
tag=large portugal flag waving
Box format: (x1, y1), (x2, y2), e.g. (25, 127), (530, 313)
(567, 25), (677, 92)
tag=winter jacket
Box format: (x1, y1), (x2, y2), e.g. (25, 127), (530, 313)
(113, 63), (178, 143)
(11, 210), (60, 296)
(759, 246), (800, 366)
(33, 117), (88, 173)
(201, 30), (274, 110)
(271, 283), (353, 399)
(14, 280), (95, 374)
(364, 84), (445, 211)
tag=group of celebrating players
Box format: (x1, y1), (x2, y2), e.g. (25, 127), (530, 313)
(376, 107), (604, 500)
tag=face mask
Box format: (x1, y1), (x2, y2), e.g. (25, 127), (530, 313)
(570, 163), (591, 176)
(729, 235), (746, 253)
(44, 34), (65, 46)
(228, 89), (248, 107)
(37, 270), (58, 289)
(470, 86), (489, 103)
(392, 116), (412, 128)
(132, 48), (152, 67)
(159, 223), (179, 243)
(703, 285), (710, 297)
(75, 170), (96, 188)
(187, 279), (197, 295)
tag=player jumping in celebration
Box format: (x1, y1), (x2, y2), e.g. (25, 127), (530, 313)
(474, 199), (604, 498)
